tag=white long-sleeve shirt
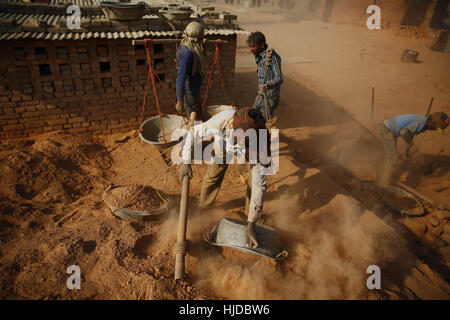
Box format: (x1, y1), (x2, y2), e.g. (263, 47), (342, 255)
(181, 110), (266, 223)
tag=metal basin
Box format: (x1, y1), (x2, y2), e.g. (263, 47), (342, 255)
(160, 10), (192, 21)
(139, 114), (185, 148)
(379, 185), (424, 216)
(102, 185), (169, 220)
(204, 218), (288, 260)
(100, 1), (147, 21)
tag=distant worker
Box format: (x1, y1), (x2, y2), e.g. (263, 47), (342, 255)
(379, 112), (449, 186)
(247, 31), (283, 122)
(175, 21), (206, 121)
(178, 107), (271, 249)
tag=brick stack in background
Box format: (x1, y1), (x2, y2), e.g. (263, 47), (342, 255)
(0, 34), (237, 139)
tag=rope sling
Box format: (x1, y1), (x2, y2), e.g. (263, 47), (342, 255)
(138, 38), (235, 140)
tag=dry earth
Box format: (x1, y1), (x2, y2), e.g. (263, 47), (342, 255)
(0, 4), (449, 299)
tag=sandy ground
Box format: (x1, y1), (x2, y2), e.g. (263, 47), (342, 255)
(1, 6), (450, 299)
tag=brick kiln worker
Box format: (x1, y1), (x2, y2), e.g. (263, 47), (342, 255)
(247, 31), (283, 121)
(379, 112), (449, 186)
(178, 107), (271, 249)
(175, 22), (206, 121)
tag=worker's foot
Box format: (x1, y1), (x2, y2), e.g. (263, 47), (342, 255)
(203, 229), (214, 242)
(231, 206), (248, 220)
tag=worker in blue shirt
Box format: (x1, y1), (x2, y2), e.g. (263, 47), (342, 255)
(175, 22), (206, 121)
(247, 31), (283, 122)
(379, 112), (449, 186)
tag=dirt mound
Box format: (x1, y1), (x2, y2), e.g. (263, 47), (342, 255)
(0, 131), (112, 204)
(103, 184), (167, 212)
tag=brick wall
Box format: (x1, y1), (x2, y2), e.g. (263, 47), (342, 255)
(0, 34), (236, 139)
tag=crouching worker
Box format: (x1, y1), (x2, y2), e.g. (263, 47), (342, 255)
(379, 112), (449, 186)
(178, 107), (273, 248)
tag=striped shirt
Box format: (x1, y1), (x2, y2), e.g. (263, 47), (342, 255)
(255, 46), (283, 98)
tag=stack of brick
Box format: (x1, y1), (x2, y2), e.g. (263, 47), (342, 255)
(0, 0), (243, 139)
(0, 34), (237, 139)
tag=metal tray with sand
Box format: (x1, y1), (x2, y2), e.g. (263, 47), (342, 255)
(204, 218), (288, 260)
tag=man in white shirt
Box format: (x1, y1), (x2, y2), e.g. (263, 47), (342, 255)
(178, 107), (270, 248)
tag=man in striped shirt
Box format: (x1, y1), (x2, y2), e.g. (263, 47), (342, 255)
(247, 32), (283, 121)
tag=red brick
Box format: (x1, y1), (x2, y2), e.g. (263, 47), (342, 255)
(25, 106), (36, 112)
(68, 117), (85, 123)
(22, 111), (42, 118)
(2, 123), (24, 131)
(2, 102), (17, 108)
(62, 96), (81, 103)
(47, 119), (67, 126)
(68, 127), (88, 133)
(102, 93), (119, 99)
(90, 115), (106, 121)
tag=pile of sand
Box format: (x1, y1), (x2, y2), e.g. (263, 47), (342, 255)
(0, 131), (112, 204)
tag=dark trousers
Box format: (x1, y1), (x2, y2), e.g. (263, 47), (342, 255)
(184, 94), (202, 121)
(254, 94), (280, 121)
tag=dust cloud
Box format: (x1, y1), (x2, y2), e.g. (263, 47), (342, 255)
(177, 192), (411, 300)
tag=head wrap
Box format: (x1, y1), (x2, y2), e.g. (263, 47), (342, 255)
(431, 112), (449, 134)
(232, 107), (266, 131)
(232, 107), (270, 163)
(181, 22), (206, 79)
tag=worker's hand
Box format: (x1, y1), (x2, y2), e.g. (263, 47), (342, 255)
(246, 222), (259, 249)
(400, 128), (413, 145)
(261, 83), (268, 92)
(179, 164), (192, 180)
(175, 101), (183, 113)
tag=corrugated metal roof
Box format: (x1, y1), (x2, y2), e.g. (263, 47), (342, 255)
(0, 0), (103, 4)
(0, 0), (247, 40)
(0, 28), (247, 40)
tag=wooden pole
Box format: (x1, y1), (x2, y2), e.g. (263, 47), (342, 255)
(174, 112), (196, 280)
(132, 39), (228, 46)
(426, 97), (434, 116)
